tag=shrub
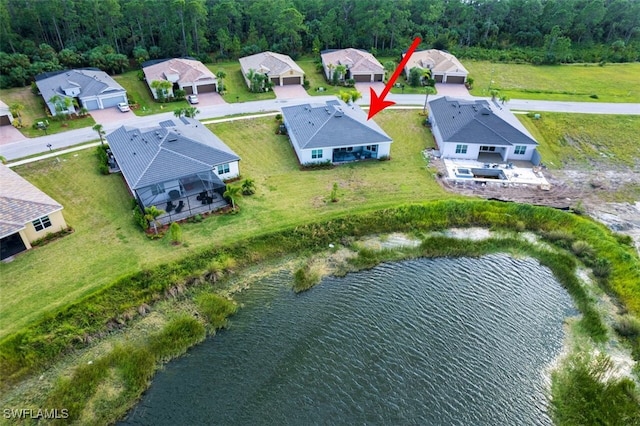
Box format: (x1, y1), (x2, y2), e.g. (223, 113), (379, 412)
(571, 240), (595, 258)
(293, 264), (321, 293)
(195, 293), (237, 329)
(330, 183), (339, 202)
(614, 315), (640, 338)
(592, 258), (612, 279)
(132, 205), (148, 231)
(147, 316), (205, 362)
(169, 222), (182, 244)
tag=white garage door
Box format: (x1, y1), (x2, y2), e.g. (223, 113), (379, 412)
(101, 95), (126, 108)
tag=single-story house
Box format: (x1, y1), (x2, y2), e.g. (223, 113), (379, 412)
(142, 58), (218, 99)
(0, 100), (14, 126)
(281, 99), (392, 165)
(35, 68), (128, 116)
(106, 117), (240, 224)
(320, 48), (384, 83)
(0, 163), (68, 260)
(428, 97), (540, 163)
(238, 51), (304, 87)
(403, 49), (468, 84)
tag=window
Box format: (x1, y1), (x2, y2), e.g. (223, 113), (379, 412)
(514, 145), (527, 155)
(32, 216), (52, 232)
(455, 144), (468, 154)
(312, 149), (323, 159)
(366, 145), (378, 152)
(217, 163), (230, 174)
(151, 183), (165, 195)
(480, 146), (495, 152)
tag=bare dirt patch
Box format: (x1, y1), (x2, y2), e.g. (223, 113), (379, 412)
(430, 155), (640, 252)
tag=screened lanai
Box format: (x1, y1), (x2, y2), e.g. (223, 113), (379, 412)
(136, 170), (228, 225)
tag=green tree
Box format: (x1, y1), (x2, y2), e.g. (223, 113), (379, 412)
(150, 80), (172, 102)
(423, 86), (436, 115)
(499, 94), (510, 105)
(408, 67), (423, 87)
(92, 123), (106, 145)
(543, 26), (572, 64)
(241, 178), (255, 195)
(144, 206), (165, 234)
(9, 103), (24, 127)
(223, 184), (241, 210)
(184, 106), (200, 118)
(216, 70), (226, 92)
(383, 61), (396, 82)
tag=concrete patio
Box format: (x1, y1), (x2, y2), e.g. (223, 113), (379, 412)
(442, 158), (550, 189)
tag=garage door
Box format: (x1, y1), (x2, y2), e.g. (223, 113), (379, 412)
(197, 83), (217, 93)
(101, 95), (125, 108)
(1, 233), (27, 260)
(446, 76), (466, 84)
(183, 86), (194, 95)
(270, 77), (280, 86)
(82, 99), (99, 110)
(354, 74), (370, 82)
(0, 115), (11, 126)
(282, 77), (300, 85)
(373, 74), (383, 82)
(435, 74), (444, 83)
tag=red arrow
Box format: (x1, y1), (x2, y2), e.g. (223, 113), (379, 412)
(367, 37), (422, 120)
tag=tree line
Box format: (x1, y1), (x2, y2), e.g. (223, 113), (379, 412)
(1, 0), (639, 89)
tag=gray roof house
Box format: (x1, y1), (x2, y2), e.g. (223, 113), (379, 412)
(35, 68), (128, 116)
(0, 163), (68, 260)
(106, 117), (240, 224)
(281, 99), (392, 165)
(239, 51), (305, 87)
(428, 96), (539, 163)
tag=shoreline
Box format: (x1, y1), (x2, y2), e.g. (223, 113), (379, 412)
(1, 202), (639, 424)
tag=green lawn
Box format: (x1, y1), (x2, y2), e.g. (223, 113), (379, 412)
(207, 61), (276, 103)
(518, 113), (640, 169)
(113, 71), (193, 116)
(0, 110), (445, 338)
(466, 61), (640, 103)
(0, 86), (96, 136)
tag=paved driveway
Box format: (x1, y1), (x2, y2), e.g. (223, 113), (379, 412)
(435, 83), (471, 97)
(0, 124), (27, 145)
(195, 92), (227, 106)
(90, 107), (131, 124)
(273, 85), (309, 99)
(355, 82), (386, 101)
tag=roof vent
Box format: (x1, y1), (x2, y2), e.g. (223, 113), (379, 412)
(168, 137), (178, 142)
(480, 107), (491, 115)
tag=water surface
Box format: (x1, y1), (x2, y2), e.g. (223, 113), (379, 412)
(122, 255), (576, 425)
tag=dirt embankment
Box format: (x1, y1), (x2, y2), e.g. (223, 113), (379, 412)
(431, 157), (640, 253)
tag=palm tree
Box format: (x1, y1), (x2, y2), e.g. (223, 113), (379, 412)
(241, 178), (256, 195)
(216, 70), (227, 92)
(174, 108), (185, 118)
(144, 206), (165, 234)
(92, 123), (106, 144)
(334, 64), (346, 83)
(223, 185), (241, 210)
(245, 69), (256, 92)
(150, 80), (172, 101)
(423, 86), (436, 115)
(350, 90), (362, 103)
(9, 103), (24, 127)
(184, 106), (200, 118)
(326, 63), (335, 83)
(499, 94), (509, 105)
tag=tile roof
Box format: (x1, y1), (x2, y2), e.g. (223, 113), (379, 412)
(106, 118), (240, 190)
(35, 68), (126, 101)
(0, 164), (63, 238)
(321, 49), (384, 74)
(142, 58), (217, 85)
(429, 97), (538, 146)
(239, 51), (304, 77)
(281, 99), (392, 149)
(404, 50), (468, 75)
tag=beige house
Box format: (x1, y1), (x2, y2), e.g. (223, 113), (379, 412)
(320, 48), (384, 83)
(239, 51), (304, 87)
(0, 99), (14, 126)
(0, 164), (67, 260)
(142, 58), (218, 98)
(403, 49), (468, 84)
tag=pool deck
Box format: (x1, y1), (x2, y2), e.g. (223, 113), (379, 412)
(443, 158), (550, 188)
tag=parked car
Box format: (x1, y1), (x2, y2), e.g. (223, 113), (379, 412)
(117, 102), (130, 112)
(187, 95), (199, 104)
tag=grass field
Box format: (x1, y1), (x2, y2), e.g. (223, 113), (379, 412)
(466, 61), (640, 103)
(0, 110), (445, 338)
(0, 86), (96, 136)
(518, 113), (640, 169)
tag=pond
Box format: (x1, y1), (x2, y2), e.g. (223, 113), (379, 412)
(120, 254), (576, 425)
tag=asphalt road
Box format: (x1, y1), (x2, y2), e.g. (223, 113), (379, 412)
(1, 94), (639, 161)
